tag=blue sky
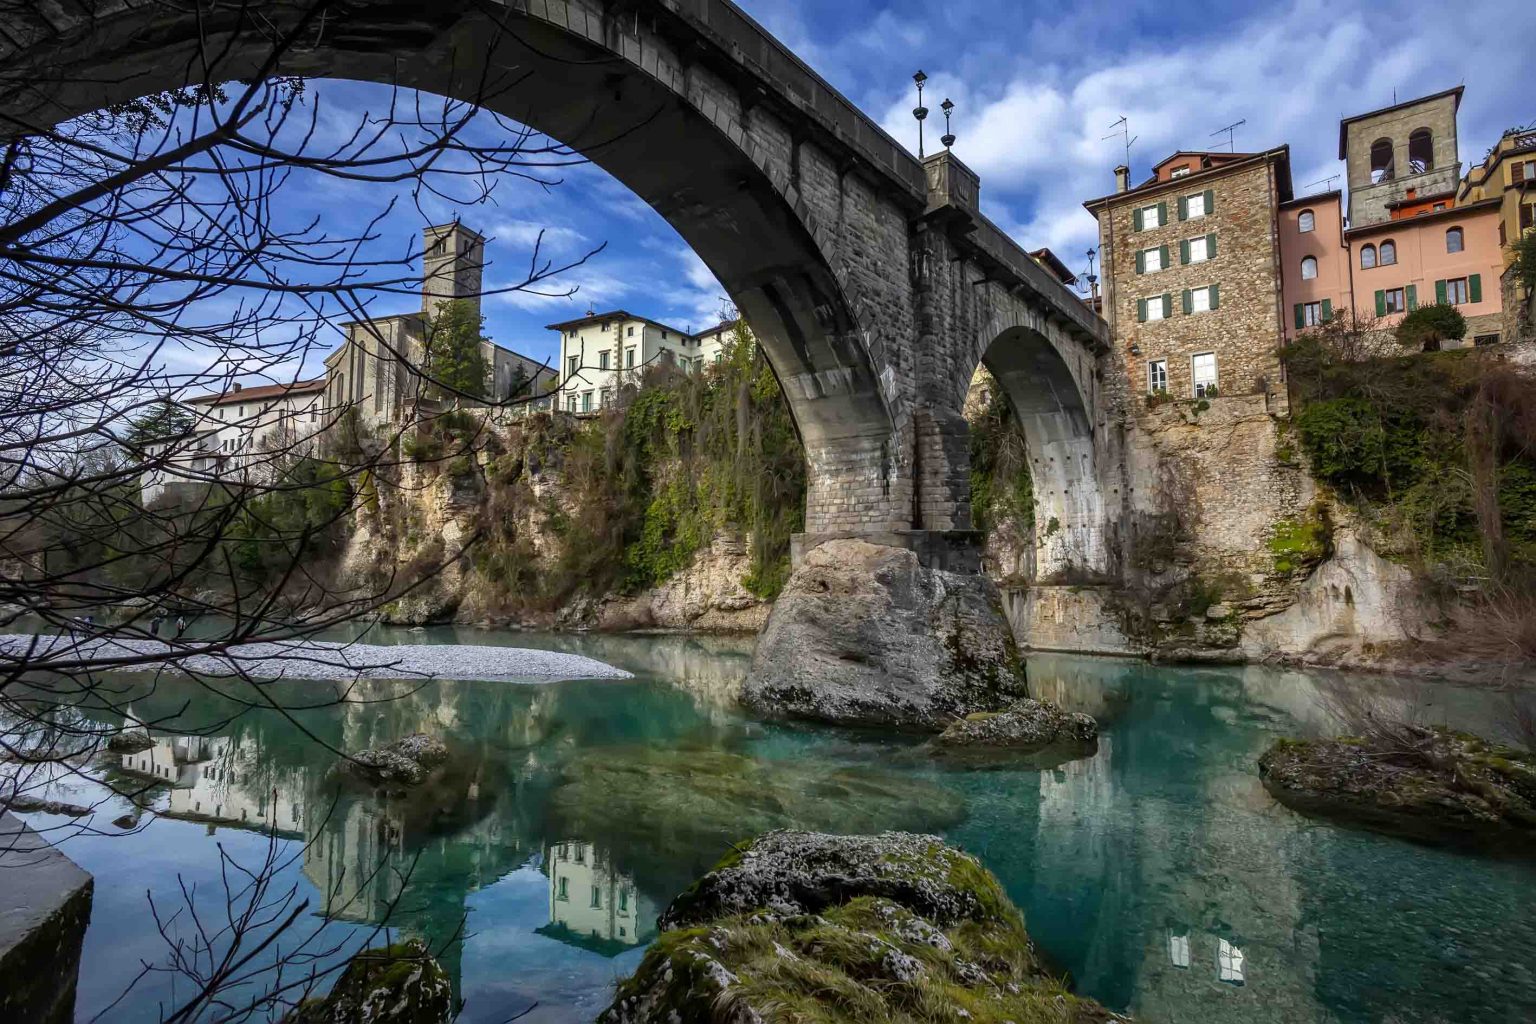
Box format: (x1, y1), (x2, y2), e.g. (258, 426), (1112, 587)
(150, 0), (1536, 384)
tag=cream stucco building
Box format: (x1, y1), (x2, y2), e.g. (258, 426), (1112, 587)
(551, 311), (749, 413)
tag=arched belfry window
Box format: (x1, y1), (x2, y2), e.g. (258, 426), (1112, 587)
(1370, 139), (1395, 184)
(1360, 243), (1377, 269)
(1409, 129), (1434, 174)
(1298, 210), (1316, 232)
(1300, 256), (1318, 280)
(1379, 240), (1397, 266)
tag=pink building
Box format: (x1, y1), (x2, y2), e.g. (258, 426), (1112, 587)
(1279, 191), (1349, 342)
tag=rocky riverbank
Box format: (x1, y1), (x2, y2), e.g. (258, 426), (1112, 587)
(601, 830), (1124, 1024)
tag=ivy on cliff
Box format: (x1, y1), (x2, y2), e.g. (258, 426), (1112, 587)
(968, 379), (1034, 538)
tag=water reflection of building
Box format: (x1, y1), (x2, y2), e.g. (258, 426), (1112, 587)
(118, 735), (304, 837)
(537, 841), (655, 955)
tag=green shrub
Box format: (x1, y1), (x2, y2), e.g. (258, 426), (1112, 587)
(1395, 302), (1466, 352)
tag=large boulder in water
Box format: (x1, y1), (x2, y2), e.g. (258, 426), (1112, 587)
(283, 939), (451, 1023)
(934, 698), (1099, 764)
(743, 539), (1027, 731)
(343, 733), (449, 787)
(599, 830), (1124, 1024)
(1258, 728), (1536, 851)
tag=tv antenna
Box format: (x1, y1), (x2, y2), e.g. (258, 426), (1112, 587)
(1302, 174), (1341, 195)
(1103, 116), (1137, 169)
(1210, 119), (1246, 152)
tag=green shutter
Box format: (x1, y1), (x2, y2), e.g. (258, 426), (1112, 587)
(1183, 289), (1193, 315)
(1207, 233), (1217, 258)
(1134, 208), (1144, 232)
(1136, 250), (1145, 274)
(1180, 239), (1190, 265)
(1138, 298), (1147, 323)
(1469, 274), (1482, 303)
(1435, 279), (1448, 305)
(1158, 201), (1168, 225)
(1405, 284), (1417, 311)
(1162, 293), (1173, 319)
(1210, 284), (1220, 310)
(1375, 290), (1387, 317)
(1294, 303), (1305, 329)
(1321, 298), (1333, 322)
(1178, 196), (1189, 221)
(1203, 189), (1214, 215)
(1159, 245), (1170, 269)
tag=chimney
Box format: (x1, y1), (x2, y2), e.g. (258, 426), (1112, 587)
(422, 222), (486, 324)
(1114, 165), (1130, 193)
(231, 382), (242, 393)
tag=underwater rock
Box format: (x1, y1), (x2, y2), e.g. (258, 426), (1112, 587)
(1258, 728), (1536, 851)
(600, 830), (1123, 1024)
(744, 539), (1027, 731)
(934, 698), (1099, 760)
(547, 748), (966, 899)
(283, 938), (452, 1023)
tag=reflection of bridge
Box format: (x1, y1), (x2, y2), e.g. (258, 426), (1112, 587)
(5, 0), (1132, 691)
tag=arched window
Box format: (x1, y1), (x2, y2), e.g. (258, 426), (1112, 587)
(1446, 227), (1464, 253)
(1379, 240), (1397, 266)
(1370, 139), (1395, 184)
(1409, 129), (1434, 174)
(1300, 256), (1318, 280)
(1298, 210), (1316, 233)
(1360, 243), (1377, 269)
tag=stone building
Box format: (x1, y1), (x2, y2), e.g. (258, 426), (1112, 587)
(326, 222), (556, 431)
(1084, 147), (1292, 410)
(1341, 87), (1464, 229)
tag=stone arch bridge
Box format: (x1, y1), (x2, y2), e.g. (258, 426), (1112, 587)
(4, 0), (1127, 726)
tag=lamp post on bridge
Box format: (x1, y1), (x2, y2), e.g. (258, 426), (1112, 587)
(913, 70), (929, 159)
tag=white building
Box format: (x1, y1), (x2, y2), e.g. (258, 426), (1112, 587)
(550, 312), (752, 413)
(540, 840), (653, 952)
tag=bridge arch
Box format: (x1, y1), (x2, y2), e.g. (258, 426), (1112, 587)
(971, 301), (1111, 582)
(1, 0), (925, 532)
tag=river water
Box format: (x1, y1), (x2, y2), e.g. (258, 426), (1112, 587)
(22, 627), (1536, 1023)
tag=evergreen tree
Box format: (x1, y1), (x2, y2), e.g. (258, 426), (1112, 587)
(124, 399), (195, 455)
(424, 299), (489, 399)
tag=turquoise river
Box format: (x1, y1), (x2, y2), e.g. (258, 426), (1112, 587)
(19, 627), (1536, 1023)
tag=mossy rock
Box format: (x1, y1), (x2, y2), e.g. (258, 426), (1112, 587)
(931, 698), (1099, 768)
(601, 831), (1123, 1024)
(284, 938), (451, 1023)
(1258, 729), (1536, 852)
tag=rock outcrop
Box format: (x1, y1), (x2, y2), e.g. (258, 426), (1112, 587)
(743, 540), (1027, 730)
(935, 698), (1099, 761)
(599, 830), (1123, 1024)
(344, 733), (449, 788)
(1258, 729), (1536, 850)
(283, 939), (451, 1023)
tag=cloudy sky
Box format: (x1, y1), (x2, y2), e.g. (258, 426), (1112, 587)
(185, 0), (1535, 381)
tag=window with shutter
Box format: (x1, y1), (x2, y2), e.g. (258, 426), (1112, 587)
(1182, 289), (1193, 315)
(1203, 189), (1214, 214)
(1180, 239), (1190, 264)
(1134, 207), (1145, 231)
(1516, 161), (1527, 185)
(1136, 250), (1146, 274)
(1159, 245), (1170, 269)
(1435, 279), (1448, 305)
(1162, 293), (1173, 319)
(1405, 284), (1417, 310)
(1321, 298), (1333, 322)
(1178, 196), (1189, 221)
(1375, 289), (1387, 316)
(1469, 274), (1482, 303)
(1210, 284), (1220, 310)
(1206, 233), (1217, 259)
(1294, 304), (1305, 330)
(1138, 298), (1148, 323)
(1158, 201), (1169, 226)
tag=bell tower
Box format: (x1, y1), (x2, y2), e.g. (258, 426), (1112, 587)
(422, 222), (485, 322)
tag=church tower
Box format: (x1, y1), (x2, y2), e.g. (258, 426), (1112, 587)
(422, 222), (485, 323)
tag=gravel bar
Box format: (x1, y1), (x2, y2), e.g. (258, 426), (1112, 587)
(0, 634), (633, 683)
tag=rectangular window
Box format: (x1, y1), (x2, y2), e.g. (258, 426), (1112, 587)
(1185, 192), (1207, 218)
(1140, 204), (1162, 229)
(580, 391), (592, 413)
(1142, 246), (1163, 272)
(627, 325), (635, 337)
(1147, 359), (1168, 394)
(591, 886), (602, 909)
(1384, 287), (1406, 314)
(566, 395), (576, 413)
(1190, 286), (1212, 313)
(1143, 296), (1165, 322)
(557, 877), (569, 901)
(600, 322), (609, 332)
(567, 355), (578, 378)
(1446, 277), (1469, 304)
(625, 347), (636, 368)
(598, 350), (610, 370)
(1169, 933), (1190, 969)
(599, 388), (612, 408)
(619, 890), (630, 913)
(1302, 301), (1323, 327)
(1171, 166), (1191, 179)
(1187, 236), (1208, 263)
(1191, 352), (1218, 397)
